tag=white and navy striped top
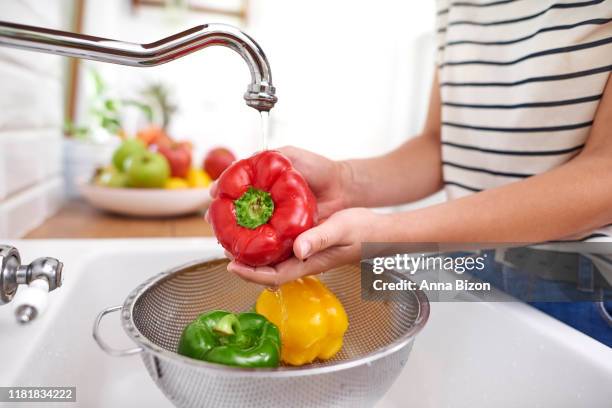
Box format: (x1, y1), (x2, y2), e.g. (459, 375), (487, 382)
(436, 0), (612, 240)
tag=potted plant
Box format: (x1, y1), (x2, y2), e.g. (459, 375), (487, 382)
(63, 70), (154, 197)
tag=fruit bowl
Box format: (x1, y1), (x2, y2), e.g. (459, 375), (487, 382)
(79, 181), (211, 217)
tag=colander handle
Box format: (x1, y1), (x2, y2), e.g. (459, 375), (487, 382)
(93, 305), (143, 357)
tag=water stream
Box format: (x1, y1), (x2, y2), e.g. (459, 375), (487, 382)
(259, 110), (270, 151)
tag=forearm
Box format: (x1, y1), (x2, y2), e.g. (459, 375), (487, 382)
(381, 152), (612, 243)
(342, 133), (443, 208)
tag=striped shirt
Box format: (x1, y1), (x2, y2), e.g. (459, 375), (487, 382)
(435, 0), (612, 240)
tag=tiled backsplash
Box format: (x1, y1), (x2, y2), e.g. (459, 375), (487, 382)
(0, 1), (70, 238)
(0, 130), (62, 201)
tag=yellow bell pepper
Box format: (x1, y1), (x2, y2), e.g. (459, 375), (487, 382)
(255, 276), (348, 366)
(186, 168), (212, 188)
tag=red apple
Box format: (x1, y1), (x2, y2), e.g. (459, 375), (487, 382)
(158, 143), (192, 178)
(203, 147), (236, 180)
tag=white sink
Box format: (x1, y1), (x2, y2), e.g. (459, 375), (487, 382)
(1, 239), (611, 408)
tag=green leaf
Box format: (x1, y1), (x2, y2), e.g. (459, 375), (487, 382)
(100, 117), (121, 134)
(104, 99), (117, 112)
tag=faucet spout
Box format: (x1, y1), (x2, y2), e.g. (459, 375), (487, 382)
(0, 21), (277, 111)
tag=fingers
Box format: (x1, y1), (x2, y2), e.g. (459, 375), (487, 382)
(227, 245), (357, 286)
(228, 258), (308, 286)
(293, 215), (345, 260)
(205, 181), (219, 223)
(293, 245), (357, 277)
(209, 180), (218, 198)
(226, 212), (351, 285)
(277, 146), (301, 162)
(277, 146), (308, 175)
(228, 261), (282, 286)
(317, 201), (344, 221)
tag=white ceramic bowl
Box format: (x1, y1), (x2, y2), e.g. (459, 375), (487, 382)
(79, 182), (211, 217)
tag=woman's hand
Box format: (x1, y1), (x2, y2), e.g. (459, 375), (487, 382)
(275, 146), (354, 218)
(209, 146), (353, 219)
(206, 145), (375, 285)
(227, 208), (384, 286)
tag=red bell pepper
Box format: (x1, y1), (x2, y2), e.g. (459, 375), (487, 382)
(208, 150), (318, 266)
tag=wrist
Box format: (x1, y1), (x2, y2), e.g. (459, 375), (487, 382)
(373, 211), (427, 243)
(373, 212), (402, 242)
(337, 159), (359, 209)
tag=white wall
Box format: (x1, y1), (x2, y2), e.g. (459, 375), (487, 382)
(251, 1), (437, 158)
(79, 1), (436, 161)
(0, 1), (70, 238)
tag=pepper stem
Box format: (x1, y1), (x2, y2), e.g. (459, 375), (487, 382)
(234, 187), (274, 229)
(213, 313), (240, 336)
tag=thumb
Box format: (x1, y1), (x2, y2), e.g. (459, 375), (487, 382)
(293, 216), (345, 260)
(209, 180), (219, 198)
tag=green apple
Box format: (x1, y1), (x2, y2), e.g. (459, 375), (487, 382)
(94, 165), (128, 188)
(112, 139), (146, 171)
(125, 151), (170, 188)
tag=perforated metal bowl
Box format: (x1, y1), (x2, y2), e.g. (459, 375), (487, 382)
(93, 258), (429, 408)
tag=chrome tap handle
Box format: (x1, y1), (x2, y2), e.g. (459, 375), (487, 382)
(0, 21), (277, 111)
(0, 245), (63, 323)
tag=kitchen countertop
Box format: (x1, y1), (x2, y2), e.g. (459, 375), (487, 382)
(25, 199), (214, 238)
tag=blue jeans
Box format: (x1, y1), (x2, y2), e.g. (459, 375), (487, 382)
(470, 250), (612, 347)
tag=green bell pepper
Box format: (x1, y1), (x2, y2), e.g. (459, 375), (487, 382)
(177, 310), (281, 368)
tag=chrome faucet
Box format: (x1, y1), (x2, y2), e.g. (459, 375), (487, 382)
(0, 21), (277, 111)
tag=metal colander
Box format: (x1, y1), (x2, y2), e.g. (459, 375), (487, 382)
(93, 258), (429, 408)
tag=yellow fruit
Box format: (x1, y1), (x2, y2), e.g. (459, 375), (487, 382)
(186, 168), (212, 188)
(256, 277), (349, 366)
(165, 177), (190, 189)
